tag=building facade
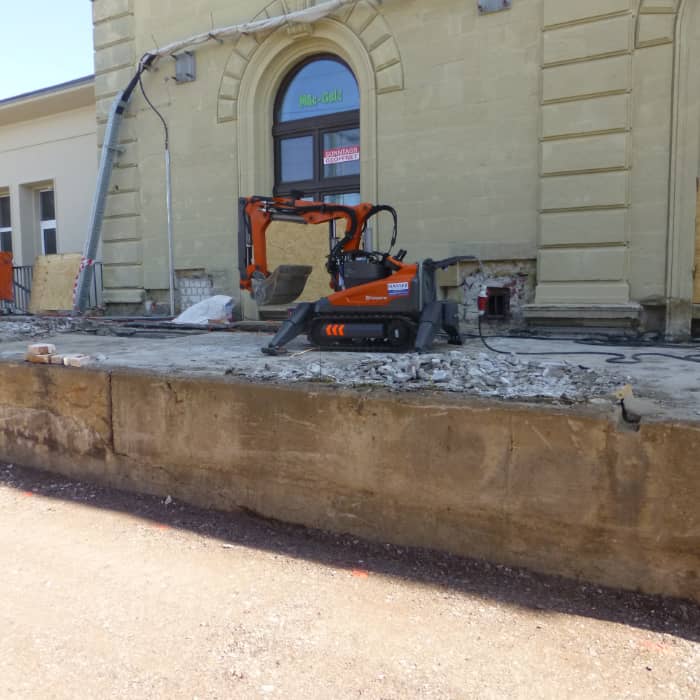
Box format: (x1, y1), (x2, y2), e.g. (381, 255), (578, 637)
(92, 0), (700, 336)
(0, 77), (97, 268)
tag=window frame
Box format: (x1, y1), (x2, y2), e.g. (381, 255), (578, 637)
(273, 55), (360, 202)
(0, 194), (11, 253)
(38, 187), (58, 255)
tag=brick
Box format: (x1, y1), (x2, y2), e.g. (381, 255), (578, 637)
(542, 94), (630, 138)
(93, 0), (133, 24)
(540, 209), (628, 246)
(543, 55), (631, 102)
(544, 15), (632, 65)
(95, 66), (137, 100)
(541, 133), (629, 174)
(541, 171), (629, 210)
(346, 2), (377, 34)
(94, 15), (134, 49)
(27, 343), (56, 356)
(637, 14), (675, 47)
(95, 41), (135, 73)
(25, 353), (53, 364)
(535, 281), (631, 304)
(539, 246), (627, 282)
(544, 0), (632, 27)
(64, 354), (93, 368)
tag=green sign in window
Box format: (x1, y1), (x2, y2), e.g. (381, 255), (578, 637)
(278, 58), (359, 122)
(299, 89), (343, 108)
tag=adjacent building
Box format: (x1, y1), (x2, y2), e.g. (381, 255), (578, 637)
(90, 0), (700, 336)
(0, 76), (97, 269)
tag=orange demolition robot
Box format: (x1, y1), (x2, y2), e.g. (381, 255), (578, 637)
(238, 195), (473, 355)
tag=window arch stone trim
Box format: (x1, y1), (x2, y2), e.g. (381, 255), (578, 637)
(235, 18), (379, 203)
(216, 0), (403, 124)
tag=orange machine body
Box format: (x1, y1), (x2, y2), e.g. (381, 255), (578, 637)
(237, 194), (466, 353)
(325, 259), (418, 307)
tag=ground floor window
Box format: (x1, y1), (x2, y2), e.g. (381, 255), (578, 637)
(0, 195), (11, 253)
(39, 188), (57, 255)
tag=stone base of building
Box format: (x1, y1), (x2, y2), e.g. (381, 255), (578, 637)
(523, 303), (644, 330)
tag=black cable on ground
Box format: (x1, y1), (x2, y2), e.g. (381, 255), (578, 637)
(477, 317), (700, 365)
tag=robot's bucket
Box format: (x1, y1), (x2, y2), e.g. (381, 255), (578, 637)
(251, 264), (312, 306)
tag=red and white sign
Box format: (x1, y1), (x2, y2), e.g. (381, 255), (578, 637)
(323, 145), (360, 165)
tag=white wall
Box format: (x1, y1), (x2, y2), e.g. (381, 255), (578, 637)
(0, 105), (96, 266)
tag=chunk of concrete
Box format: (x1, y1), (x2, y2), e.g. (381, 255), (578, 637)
(25, 353), (52, 364)
(63, 354), (92, 368)
(27, 343), (56, 355)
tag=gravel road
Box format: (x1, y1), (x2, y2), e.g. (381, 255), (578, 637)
(0, 463), (698, 699)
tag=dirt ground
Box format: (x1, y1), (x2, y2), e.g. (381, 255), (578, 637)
(0, 463), (697, 700)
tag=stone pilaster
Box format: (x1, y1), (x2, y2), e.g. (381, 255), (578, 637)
(93, 0), (144, 304)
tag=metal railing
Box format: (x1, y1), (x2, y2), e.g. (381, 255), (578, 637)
(0, 262), (103, 314)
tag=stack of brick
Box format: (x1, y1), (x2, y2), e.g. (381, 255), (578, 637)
(25, 344), (91, 367)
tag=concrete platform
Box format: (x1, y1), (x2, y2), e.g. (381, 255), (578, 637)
(1, 325), (700, 420)
(0, 334), (698, 603)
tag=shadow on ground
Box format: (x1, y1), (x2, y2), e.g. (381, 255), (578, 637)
(1, 461), (698, 643)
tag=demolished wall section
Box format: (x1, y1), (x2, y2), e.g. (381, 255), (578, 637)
(438, 259), (537, 325)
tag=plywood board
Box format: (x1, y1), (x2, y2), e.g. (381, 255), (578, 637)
(29, 254), (82, 313)
(265, 220), (347, 303)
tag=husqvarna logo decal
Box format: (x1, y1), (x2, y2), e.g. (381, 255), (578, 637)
(387, 281), (409, 297)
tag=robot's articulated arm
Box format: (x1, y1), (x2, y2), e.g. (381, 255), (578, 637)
(238, 195), (376, 292)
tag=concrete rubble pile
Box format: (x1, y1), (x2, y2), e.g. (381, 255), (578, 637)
(0, 318), (83, 343)
(240, 350), (622, 403)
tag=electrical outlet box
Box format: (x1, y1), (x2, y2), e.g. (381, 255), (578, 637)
(174, 51), (196, 83)
(478, 0), (512, 13)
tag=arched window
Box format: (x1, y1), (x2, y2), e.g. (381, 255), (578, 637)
(273, 56), (360, 205)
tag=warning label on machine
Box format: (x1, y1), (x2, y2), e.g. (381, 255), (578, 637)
(323, 145), (360, 165)
(388, 281), (409, 296)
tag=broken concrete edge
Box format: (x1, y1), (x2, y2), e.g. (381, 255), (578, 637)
(3, 355), (672, 423)
(0, 360), (698, 604)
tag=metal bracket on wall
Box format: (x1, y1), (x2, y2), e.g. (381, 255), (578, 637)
(174, 51), (196, 83)
(478, 0), (512, 13)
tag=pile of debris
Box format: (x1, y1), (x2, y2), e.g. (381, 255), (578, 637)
(234, 350), (622, 403)
(0, 317), (83, 343)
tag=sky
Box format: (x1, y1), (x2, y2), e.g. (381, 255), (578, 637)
(0, 1), (94, 100)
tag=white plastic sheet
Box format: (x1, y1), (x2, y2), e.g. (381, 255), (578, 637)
(172, 295), (234, 325)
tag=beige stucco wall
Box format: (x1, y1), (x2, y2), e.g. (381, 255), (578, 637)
(0, 104), (97, 266)
(535, 0), (683, 311)
(94, 0), (541, 307)
(93, 0), (698, 332)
